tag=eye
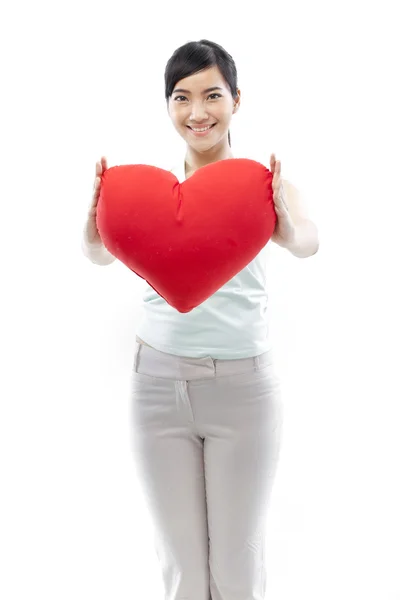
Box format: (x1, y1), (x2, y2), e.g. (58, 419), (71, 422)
(173, 93), (222, 102)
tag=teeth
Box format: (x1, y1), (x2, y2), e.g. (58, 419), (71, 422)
(191, 125), (213, 132)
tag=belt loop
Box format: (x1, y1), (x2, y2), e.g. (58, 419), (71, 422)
(254, 355), (260, 372)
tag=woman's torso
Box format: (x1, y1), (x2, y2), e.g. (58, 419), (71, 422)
(135, 157), (272, 359)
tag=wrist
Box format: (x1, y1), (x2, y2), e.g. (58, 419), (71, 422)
(285, 220), (319, 258)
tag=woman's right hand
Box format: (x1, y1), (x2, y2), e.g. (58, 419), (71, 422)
(86, 157), (108, 244)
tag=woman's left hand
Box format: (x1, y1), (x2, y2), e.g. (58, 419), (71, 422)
(270, 154), (296, 247)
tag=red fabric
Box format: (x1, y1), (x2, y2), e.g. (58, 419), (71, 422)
(96, 158), (276, 313)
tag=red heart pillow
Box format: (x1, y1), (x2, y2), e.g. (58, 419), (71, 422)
(96, 158), (276, 313)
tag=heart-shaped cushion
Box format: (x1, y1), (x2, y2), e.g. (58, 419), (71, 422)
(96, 158), (276, 313)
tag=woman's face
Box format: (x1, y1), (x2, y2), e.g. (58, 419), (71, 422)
(167, 65), (240, 151)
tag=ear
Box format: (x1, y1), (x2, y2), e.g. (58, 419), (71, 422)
(233, 89), (241, 113)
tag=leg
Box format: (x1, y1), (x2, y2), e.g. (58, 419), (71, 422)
(199, 365), (283, 600)
(130, 373), (211, 600)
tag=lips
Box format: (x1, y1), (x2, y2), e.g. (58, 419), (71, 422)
(187, 124), (216, 130)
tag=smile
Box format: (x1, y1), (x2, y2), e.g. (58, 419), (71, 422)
(187, 123), (217, 136)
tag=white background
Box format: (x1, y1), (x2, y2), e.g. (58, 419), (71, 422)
(1, 0), (399, 598)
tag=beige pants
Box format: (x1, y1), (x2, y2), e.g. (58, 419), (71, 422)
(129, 341), (284, 600)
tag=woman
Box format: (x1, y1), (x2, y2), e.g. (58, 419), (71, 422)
(82, 39), (319, 600)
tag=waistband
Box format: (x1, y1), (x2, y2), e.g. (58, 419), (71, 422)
(133, 341), (274, 380)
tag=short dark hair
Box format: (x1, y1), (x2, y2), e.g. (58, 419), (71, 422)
(164, 39), (239, 147)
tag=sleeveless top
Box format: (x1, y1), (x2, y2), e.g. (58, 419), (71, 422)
(135, 159), (273, 359)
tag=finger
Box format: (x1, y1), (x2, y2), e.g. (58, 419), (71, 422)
(101, 156), (108, 172)
(273, 162), (282, 188)
(272, 169), (280, 191)
(93, 176), (100, 193)
(278, 184), (288, 211)
(96, 161), (102, 177)
(91, 182), (101, 207)
(270, 153), (276, 172)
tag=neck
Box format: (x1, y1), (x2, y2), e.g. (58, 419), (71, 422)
(184, 140), (234, 177)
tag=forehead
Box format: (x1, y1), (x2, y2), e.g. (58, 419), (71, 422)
(173, 65), (226, 92)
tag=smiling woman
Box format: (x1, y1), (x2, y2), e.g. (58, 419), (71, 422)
(164, 39), (240, 167)
(82, 38), (318, 600)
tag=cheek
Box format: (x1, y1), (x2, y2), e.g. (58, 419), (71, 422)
(215, 105), (232, 122)
(171, 109), (188, 126)
(168, 104), (182, 121)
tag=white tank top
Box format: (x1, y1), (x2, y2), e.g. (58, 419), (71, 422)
(135, 159), (273, 359)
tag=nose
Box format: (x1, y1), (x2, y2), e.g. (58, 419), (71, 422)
(190, 101), (209, 122)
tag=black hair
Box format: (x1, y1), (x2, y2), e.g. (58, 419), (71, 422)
(164, 39), (239, 148)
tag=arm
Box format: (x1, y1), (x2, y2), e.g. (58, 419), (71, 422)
(280, 218), (319, 258)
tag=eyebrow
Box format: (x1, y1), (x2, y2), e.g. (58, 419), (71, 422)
(172, 86), (224, 95)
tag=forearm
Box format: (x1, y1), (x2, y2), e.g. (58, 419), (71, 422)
(284, 219), (319, 258)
